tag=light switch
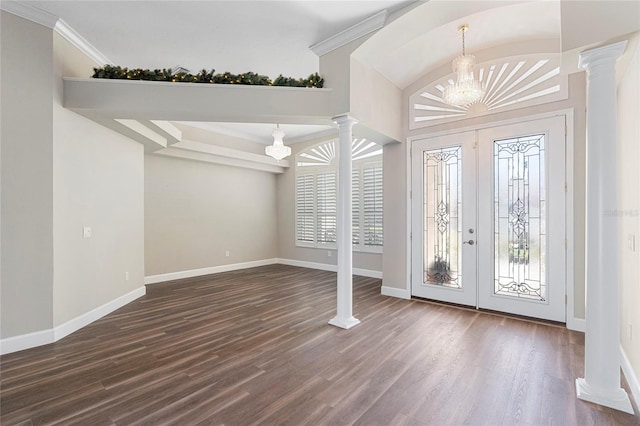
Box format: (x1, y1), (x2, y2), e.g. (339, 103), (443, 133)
(629, 234), (636, 252)
(83, 226), (92, 238)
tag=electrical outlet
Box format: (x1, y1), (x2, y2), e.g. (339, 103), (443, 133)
(225, 250), (230, 257)
(125, 272), (129, 281)
(327, 250), (332, 257)
(82, 226), (92, 238)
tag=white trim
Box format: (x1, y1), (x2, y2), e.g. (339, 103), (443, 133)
(276, 258), (382, 279)
(154, 143), (288, 174)
(576, 377), (634, 414)
(621, 345), (640, 412)
(381, 286), (411, 299)
(564, 110), (577, 326)
(353, 268), (382, 279)
(567, 317), (586, 332)
(54, 19), (111, 65)
(278, 258), (336, 272)
(0, 2), (111, 66)
(0, 329), (54, 356)
(54, 286), (146, 341)
(405, 121), (413, 298)
(0, 1), (59, 28)
(144, 259), (279, 284)
(0, 286), (145, 355)
(309, 10), (387, 57)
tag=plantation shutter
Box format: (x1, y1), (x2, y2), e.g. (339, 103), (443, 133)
(363, 163), (383, 247)
(316, 171), (337, 244)
(352, 168), (360, 245)
(296, 174), (314, 243)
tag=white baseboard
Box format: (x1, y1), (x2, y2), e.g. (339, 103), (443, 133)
(144, 258), (279, 284)
(54, 286), (146, 341)
(0, 329), (54, 356)
(567, 316), (586, 332)
(381, 285), (411, 299)
(278, 258), (336, 272)
(621, 345), (640, 413)
(276, 258), (382, 279)
(0, 286), (146, 355)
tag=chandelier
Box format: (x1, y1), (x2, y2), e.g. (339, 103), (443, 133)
(442, 24), (485, 106)
(265, 124), (291, 160)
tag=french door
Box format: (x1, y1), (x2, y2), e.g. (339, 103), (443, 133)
(411, 116), (566, 322)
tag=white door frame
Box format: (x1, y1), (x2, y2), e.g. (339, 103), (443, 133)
(405, 109), (576, 327)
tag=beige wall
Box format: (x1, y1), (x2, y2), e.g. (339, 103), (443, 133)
(618, 37), (640, 385)
(350, 58), (403, 143)
(144, 155), (278, 276)
(1, 12), (54, 338)
(52, 33), (145, 327)
(276, 137), (383, 273)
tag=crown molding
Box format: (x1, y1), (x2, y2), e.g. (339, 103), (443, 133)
(1, 1), (110, 66)
(54, 19), (111, 65)
(309, 10), (387, 57)
(1, 0), (59, 28)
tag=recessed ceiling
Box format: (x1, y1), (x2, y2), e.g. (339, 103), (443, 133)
(178, 122), (335, 145)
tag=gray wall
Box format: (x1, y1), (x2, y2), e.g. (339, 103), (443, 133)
(1, 12), (145, 338)
(1, 12), (54, 338)
(52, 33), (144, 327)
(144, 155), (278, 276)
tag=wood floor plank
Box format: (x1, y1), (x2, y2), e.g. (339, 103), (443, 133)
(1, 264), (638, 425)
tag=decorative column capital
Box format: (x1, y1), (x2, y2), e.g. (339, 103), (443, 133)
(332, 114), (358, 127)
(578, 40), (628, 71)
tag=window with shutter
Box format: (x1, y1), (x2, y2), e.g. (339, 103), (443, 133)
(363, 163), (383, 247)
(295, 174), (314, 243)
(316, 171), (337, 244)
(295, 139), (382, 252)
(352, 168), (360, 245)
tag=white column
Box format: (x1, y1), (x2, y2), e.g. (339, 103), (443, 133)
(576, 40), (633, 414)
(329, 115), (360, 329)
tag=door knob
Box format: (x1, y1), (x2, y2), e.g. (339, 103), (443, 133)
(463, 240), (475, 245)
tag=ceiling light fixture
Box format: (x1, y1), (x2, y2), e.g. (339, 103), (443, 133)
(265, 124), (291, 160)
(442, 24), (485, 107)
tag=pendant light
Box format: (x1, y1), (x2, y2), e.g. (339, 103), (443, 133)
(265, 124), (291, 160)
(442, 24), (485, 106)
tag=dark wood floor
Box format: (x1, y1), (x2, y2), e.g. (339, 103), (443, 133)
(1, 264), (638, 425)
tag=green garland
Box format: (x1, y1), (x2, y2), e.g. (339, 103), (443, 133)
(92, 65), (324, 88)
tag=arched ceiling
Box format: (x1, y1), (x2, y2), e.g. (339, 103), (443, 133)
(354, 0), (562, 90)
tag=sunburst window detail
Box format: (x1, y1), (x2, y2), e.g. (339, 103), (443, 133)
(409, 55), (567, 129)
(296, 138), (382, 167)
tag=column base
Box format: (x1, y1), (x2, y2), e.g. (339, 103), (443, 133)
(328, 316), (360, 329)
(576, 378), (634, 414)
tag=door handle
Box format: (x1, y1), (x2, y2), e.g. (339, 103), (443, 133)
(463, 240), (475, 245)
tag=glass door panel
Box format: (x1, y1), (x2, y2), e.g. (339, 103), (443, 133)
(423, 146), (462, 289)
(494, 134), (546, 301)
(478, 116), (565, 322)
(411, 132), (477, 307)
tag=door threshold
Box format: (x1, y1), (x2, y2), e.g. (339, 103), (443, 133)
(411, 296), (567, 329)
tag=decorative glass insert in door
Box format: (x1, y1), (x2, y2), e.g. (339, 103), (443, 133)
(422, 146), (462, 288)
(494, 134), (546, 301)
